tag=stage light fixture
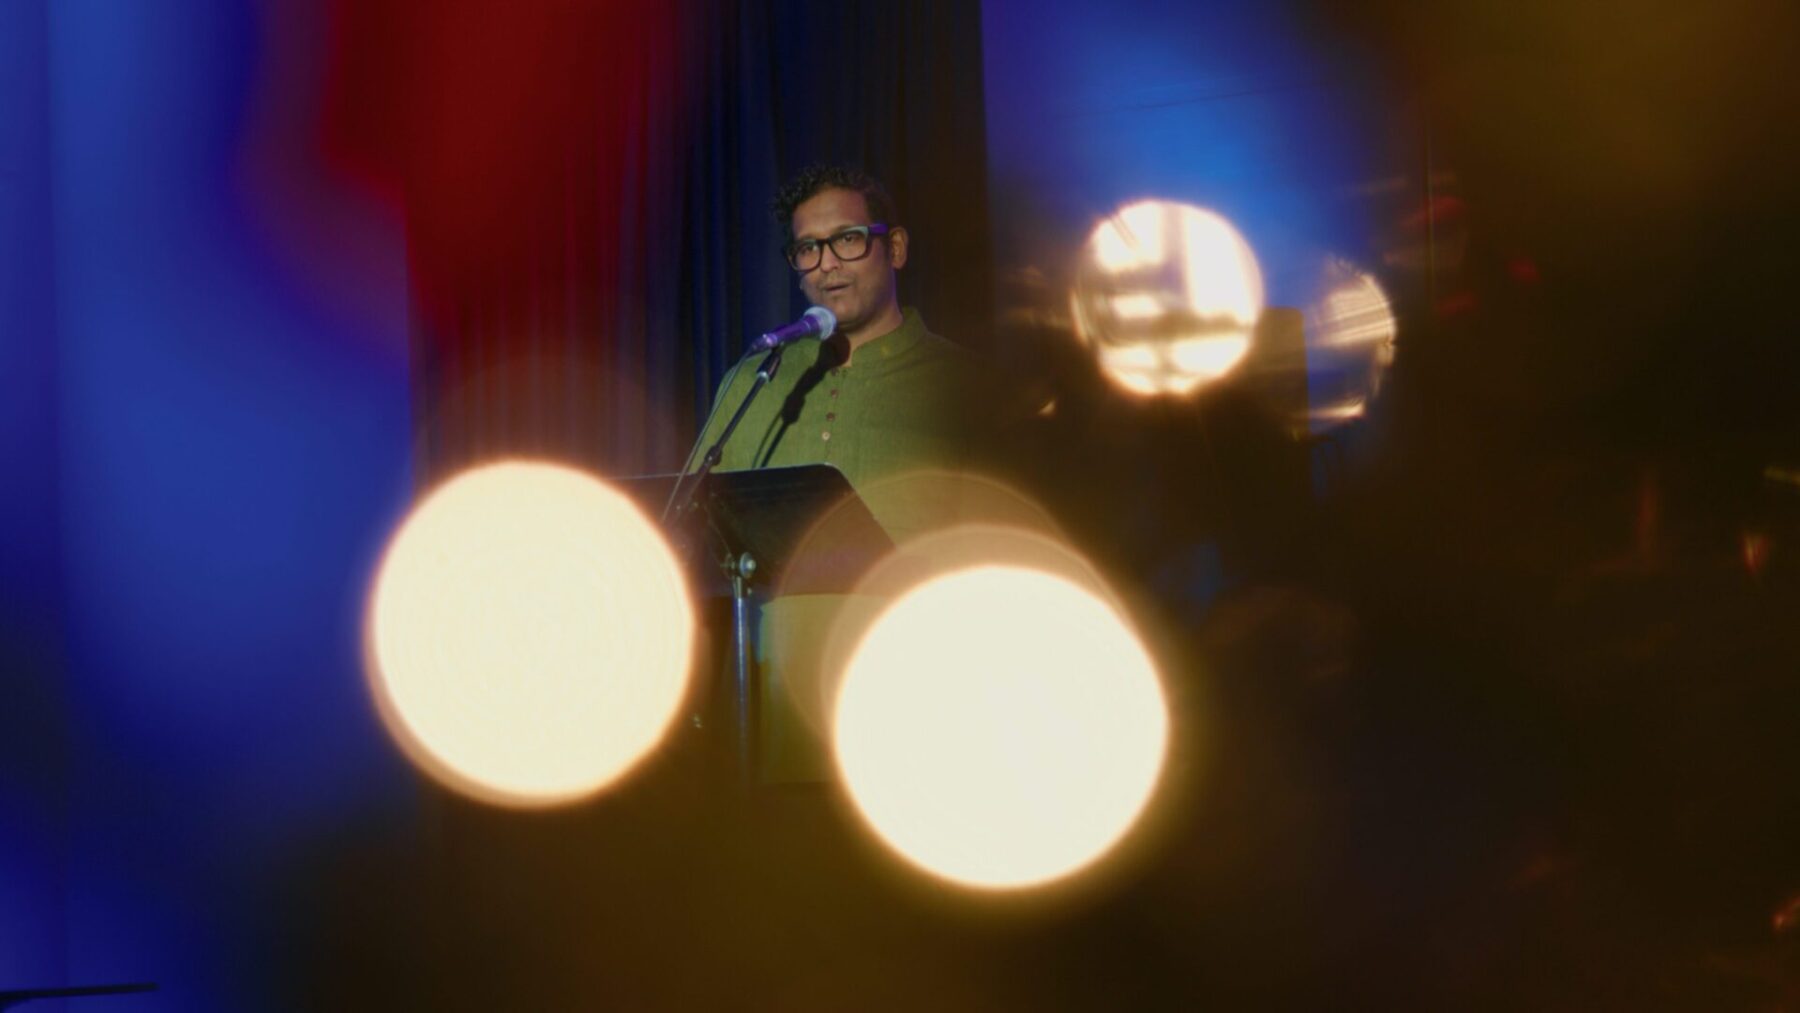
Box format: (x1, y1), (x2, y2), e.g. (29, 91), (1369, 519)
(833, 563), (1169, 891)
(1298, 257), (1397, 433)
(1071, 199), (1264, 397)
(366, 460), (695, 807)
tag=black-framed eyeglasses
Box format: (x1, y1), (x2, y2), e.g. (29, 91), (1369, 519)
(785, 224), (891, 272)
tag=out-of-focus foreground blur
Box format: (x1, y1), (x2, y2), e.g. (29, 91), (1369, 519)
(4, 0), (1798, 1008)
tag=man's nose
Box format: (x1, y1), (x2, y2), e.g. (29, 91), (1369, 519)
(817, 245), (845, 271)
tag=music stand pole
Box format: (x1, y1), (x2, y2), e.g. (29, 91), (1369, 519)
(619, 465), (895, 793)
(663, 344), (788, 787)
(726, 549), (756, 787)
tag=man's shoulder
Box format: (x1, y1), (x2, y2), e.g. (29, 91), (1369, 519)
(918, 322), (1003, 388)
(905, 311), (982, 367)
(914, 326), (977, 363)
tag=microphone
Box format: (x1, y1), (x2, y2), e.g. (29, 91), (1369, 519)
(748, 306), (836, 353)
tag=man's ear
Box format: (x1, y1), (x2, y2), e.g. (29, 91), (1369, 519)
(887, 226), (908, 270)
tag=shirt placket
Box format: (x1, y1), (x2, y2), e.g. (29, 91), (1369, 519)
(819, 365), (843, 459)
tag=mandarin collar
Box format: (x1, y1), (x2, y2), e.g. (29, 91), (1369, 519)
(843, 307), (924, 375)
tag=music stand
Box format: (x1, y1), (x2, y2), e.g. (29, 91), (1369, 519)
(618, 465), (892, 784)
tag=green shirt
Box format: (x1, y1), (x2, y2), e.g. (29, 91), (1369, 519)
(696, 307), (981, 544)
(695, 307), (984, 781)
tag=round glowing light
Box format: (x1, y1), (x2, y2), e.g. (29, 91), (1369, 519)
(1299, 257), (1397, 433)
(833, 565), (1168, 890)
(366, 460), (694, 807)
(1072, 199), (1264, 397)
(772, 485), (1075, 742)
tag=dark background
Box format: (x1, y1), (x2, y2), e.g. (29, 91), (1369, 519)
(4, 0), (1798, 1007)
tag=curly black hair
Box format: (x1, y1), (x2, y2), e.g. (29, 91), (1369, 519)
(771, 164), (899, 243)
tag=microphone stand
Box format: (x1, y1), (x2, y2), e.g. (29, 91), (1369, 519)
(662, 342), (789, 789)
(663, 342), (789, 527)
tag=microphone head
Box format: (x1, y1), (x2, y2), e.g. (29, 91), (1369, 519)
(803, 305), (837, 339)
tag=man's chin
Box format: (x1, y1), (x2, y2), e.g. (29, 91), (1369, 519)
(820, 299), (865, 331)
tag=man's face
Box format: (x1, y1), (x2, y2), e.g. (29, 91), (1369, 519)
(791, 187), (907, 338)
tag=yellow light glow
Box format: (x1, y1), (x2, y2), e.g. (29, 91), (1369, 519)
(1299, 258), (1397, 434)
(366, 460), (694, 807)
(1073, 200), (1264, 398)
(773, 481), (1071, 741)
(1097, 343), (1160, 371)
(1091, 202), (1168, 273)
(1167, 335), (1253, 381)
(1177, 220), (1263, 328)
(1309, 398), (1367, 422)
(1315, 265), (1397, 349)
(833, 564), (1168, 891)
(1108, 293), (1164, 320)
(1110, 370), (1164, 397)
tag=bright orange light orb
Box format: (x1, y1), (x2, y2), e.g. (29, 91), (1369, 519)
(833, 565), (1169, 890)
(1072, 199), (1264, 397)
(366, 460), (694, 807)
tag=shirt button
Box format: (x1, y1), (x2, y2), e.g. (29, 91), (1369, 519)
(829, 389), (839, 397)
(826, 412), (837, 421)
(821, 431), (832, 442)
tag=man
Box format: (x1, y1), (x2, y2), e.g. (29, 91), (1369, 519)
(696, 165), (981, 532)
(693, 164), (986, 780)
